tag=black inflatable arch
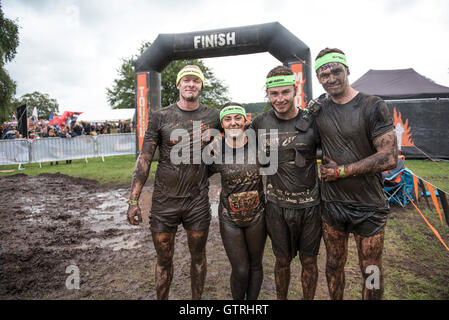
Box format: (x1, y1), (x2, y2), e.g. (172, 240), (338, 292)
(134, 22), (312, 151)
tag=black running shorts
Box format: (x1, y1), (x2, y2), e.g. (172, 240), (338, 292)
(266, 202), (322, 259)
(150, 192), (211, 233)
(321, 201), (389, 237)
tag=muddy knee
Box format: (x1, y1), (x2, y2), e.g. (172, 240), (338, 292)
(326, 256), (345, 274)
(300, 254), (318, 272)
(275, 256), (292, 269)
(232, 264), (250, 283)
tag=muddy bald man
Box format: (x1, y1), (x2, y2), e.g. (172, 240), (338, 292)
(127, 65), (220, 300)
(314, 48), (398, 299)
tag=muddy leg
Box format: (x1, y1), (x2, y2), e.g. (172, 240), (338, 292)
(220, 221), (249, 300)
(354, 229), (385, 300)
(299, 254), (318, 300)
(274, 256), (292, 300)
(322, 222), (349, 300)
(151, 231), (176, 300)
(244, 216), (267, 300)
(186, 229), (209, 300)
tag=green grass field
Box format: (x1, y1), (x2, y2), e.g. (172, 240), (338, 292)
(1, 155), (448, 299)
(0, 155), (157, 186)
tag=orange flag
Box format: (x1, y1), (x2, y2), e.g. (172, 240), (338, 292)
(426, 182), (443, 224)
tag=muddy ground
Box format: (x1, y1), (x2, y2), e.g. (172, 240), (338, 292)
(0, 173), (445, 300)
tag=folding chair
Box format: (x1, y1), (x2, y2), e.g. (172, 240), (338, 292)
(382, 156), (415, 207)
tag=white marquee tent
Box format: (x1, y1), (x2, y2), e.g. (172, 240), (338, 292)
(76, 108), (135, 123)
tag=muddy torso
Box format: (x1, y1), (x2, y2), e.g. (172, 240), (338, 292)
(209, 138), (265, 227)
(142, 103), (220, 199)
(250, 109), (320, 209)
(315, 92), (394, 208)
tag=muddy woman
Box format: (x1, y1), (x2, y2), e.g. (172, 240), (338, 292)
(249, 66), (322, 300)
(314, 48), (398, 299)
(207, 103), (267, 300)
(126, 65), (220, 300)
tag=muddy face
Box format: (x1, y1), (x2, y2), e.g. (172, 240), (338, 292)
(317, 63), (350, 98)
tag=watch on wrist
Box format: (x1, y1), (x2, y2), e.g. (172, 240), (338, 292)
(128, 199), (139, 206)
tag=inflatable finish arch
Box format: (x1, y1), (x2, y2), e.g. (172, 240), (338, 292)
(134, 22), (312, 152)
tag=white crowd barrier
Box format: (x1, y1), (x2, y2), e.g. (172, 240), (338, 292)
(0, 139), (30, 165)
(0, 133), (136, 165)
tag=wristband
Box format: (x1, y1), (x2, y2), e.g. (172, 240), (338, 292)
(338, 165), (345, 177)
(128, 199), (139, 206)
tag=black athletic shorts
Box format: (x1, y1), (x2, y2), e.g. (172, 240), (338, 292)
(150, 191), (211, 233)
(266, 201), (322, 259)
(321, 201), (389, 237)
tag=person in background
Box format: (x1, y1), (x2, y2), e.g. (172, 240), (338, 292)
(58, 125), (77, 164)
(73, 123), (83, 136)
(105, 120), (111, 134)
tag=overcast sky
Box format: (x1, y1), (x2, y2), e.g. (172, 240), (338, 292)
(3, 0), (449, 117)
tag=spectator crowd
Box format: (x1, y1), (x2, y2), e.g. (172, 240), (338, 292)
(1, 120), (133, 140)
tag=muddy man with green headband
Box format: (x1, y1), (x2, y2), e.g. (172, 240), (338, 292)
(299, 50), (351, 130)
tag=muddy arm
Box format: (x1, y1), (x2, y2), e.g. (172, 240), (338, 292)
(129, 141), (157, 201)
(129, 109), (161, 201)
(345, 130), (398, 176)
(321, 130), (398, 181)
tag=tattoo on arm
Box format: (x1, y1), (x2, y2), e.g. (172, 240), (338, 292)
(129, 141), (157, 200)
(345, 130), (398, 177)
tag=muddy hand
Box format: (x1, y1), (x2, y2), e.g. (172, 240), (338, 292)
(320, 156), (339, 182)
(127, 205), (143, 225)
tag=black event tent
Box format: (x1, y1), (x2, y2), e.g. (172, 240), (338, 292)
(351, 68), (449, 100)
(352, 68), (449, 159)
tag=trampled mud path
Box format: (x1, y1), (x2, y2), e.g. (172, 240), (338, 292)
(2, 173), (439, 300)
(0, 173), (232, 300)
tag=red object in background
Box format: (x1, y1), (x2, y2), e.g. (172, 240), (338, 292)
(49, 111), (82, 126)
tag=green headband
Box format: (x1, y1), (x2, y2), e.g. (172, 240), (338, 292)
(266, 74), (296, 88)
(219, 105), (246, 122)
(315, 52), (348, 71)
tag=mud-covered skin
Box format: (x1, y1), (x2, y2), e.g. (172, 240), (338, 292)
(322, 222), (384, 300)
(152, 232), (176, 300)
(128, 147), (157, 225)
(273, 254), (317, 300)
(322, 221), (348, 299)
(209, 139), (267, 299)
(186, 229), (209, 300)
(219, 216), (266, 299)
(151, 229), (209, 300)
